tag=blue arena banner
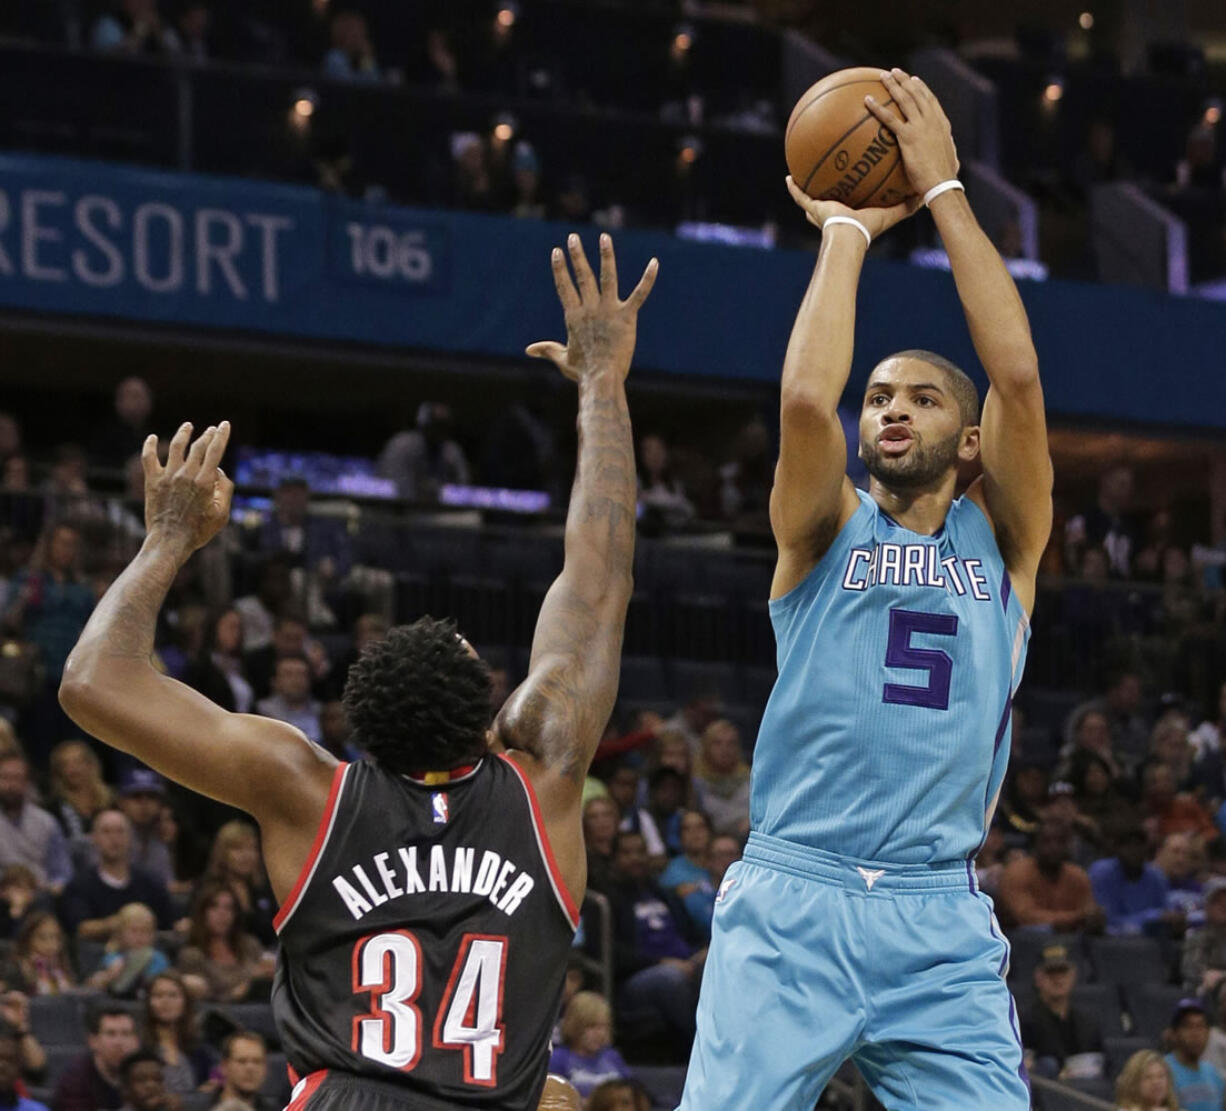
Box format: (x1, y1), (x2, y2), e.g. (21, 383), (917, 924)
(1, 152), (1226, 430)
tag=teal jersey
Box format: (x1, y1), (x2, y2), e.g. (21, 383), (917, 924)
(751, 489), (1031, 864)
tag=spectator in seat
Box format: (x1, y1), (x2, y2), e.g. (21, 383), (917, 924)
(90, 379), (154, 468)
(204, 821), (275, 948)
(209, 1032), (270, 1110)
(1068, 748), (1136, 851)
(693, 719), (750, 838)
(1156, 832), (1205, 924)
(141, 971), (216, 1094)
(46, 740), (113, 853)
(582, 797), (619, 896)
(2, 913), (75, 995)
(997, 761), (1048, 850)
(176, 2), (210, 62)
(322, 10), (379, 82)
(1060, 707), (1128, 784)
(1165, 998), (1225, 1111)
(0, 981), (49, 1093)
(0, 753), (72, 893)
(1182, 876), (1226, 996)
(185, 608), (253, 714)
(1089, 824), (1177, 937)
(255, 656), (322, 745)
(1114, 1049), (1180, 1111)
(605, 831), (703, 1046)
(634, 768), (686, 867)
(233, 558), (293, 654)
(0, 1026), (46, 1111)
(1142, 762), (1217, 848)
(659, 810), (715, 939)
(997, 819), (1103, 933)
(51, 1003), (139, 1111)
(0, 864), (52, 940)
(116, 770), (173, 890)
(548, 991), (632, 1098)
(378, 403), (471, 502)
(88, 903), (169, 998)
(1019, 943), (1103, 1080)
(243, 614), (330, 704)
(92, 1), (181, 56)
(59, 808), (176, 941)
(176, 882), (273, 1003)
(1064, 466), (1138, 579)
(718, 417), (772, 533)
(637, 434), (694, 535)
(115, 1049), (170, 1111)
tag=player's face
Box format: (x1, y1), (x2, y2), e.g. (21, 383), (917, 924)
(858, 361), (971, 490)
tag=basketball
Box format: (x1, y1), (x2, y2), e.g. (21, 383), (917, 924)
(785, 67), (914, 208)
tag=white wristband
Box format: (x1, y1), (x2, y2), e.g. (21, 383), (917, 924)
(923, 179), (965, 207)
(821, 215), (871, 249)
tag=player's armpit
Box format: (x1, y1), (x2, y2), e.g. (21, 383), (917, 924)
(60, 661), (336, 824)
(968, 378), (1053, 613)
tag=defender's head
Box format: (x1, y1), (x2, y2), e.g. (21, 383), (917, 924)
(343, 616), (492, 775)
(858, 350), (980, 490)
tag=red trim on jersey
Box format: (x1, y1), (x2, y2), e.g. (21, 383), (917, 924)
(431, 933), (508, 1088)
(286, 1069), (328, 1109)
(287, 1063), (300, 1088)
(273, 762), (349, 933)
(497, 754), (581, 929)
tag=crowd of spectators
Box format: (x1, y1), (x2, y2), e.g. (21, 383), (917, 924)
(5, 380), (1226, 1107)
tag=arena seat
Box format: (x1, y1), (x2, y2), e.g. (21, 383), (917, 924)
(42, 1044), (85, 1086)
(633, 1064), (687, 1109)
(669, 660), (739, 705)
(1123, 982), (1184, 1040)
(1006, 933), (1089, 989)
(218, 1002), (281, 1047)
(740, 665), (778, 709)
(1070, 983), (1126, 1037)
(1104, 1035), (1154, 1078)
(262, 1052), (292, 1101)
(28, 994), (85, 1046)
(178, 1092), (214, 1111)
(1090, 936), (1169, 986)
(619, 656), (670, 701)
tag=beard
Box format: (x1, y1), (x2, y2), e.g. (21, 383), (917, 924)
(860, 427), (962, 489)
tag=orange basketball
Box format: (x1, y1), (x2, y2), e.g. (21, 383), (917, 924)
(784, 67), (914, 209)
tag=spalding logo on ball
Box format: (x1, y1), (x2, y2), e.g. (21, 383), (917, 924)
(785, 66), (915, 209)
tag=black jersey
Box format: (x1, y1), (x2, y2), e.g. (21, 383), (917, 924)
(272, 755), (579, 1110)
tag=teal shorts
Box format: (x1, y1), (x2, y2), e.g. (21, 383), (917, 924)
(678, 831), (1029, 1111)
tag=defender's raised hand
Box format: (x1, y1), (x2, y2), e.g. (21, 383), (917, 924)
(142, 420), (234, 553)
(528, 232), (658, 382)
(865, 69), (960, 198)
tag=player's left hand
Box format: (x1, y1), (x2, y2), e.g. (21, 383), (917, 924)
(785, 176), (919, 241)
(865, 69), (960, 198)
(142, 421), (234, 555)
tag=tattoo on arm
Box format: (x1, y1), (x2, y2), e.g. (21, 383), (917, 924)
(498, 372), (636, 783)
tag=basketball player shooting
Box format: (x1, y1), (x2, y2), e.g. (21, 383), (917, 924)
(678, 70), (1051, 1110)
(59, 233), (657, 1111)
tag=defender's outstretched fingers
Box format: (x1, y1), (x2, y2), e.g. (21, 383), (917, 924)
(140, 434), (162, 483)
(567, 233), (598, 304)
(625, 257), (659, 311)
(183, 427), (216, 477)
(166, 422), (193, 471)
(199, 421), (231, 478)
(598, 234), (618, 302)
(549, 248), (580, 313)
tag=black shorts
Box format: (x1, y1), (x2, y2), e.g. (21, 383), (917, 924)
(290, 1070), (504, 1110)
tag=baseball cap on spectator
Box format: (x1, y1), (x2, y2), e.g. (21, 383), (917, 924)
(118, 769), (167, 797)
(1038, 944), (1073, 973)
(1172, 998), (1207, 1027)
(1205, 876), (1226, 904)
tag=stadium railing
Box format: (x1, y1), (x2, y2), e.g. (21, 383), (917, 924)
(1091, 182), (1189, 292)
(1029, 1073), (1116, 1110)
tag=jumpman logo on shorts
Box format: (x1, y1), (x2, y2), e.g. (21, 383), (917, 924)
(856, 866), (885, 891)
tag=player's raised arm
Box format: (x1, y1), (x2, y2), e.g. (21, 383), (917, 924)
(495, 234), (656, 806)
(59, 423), (335, 890)
(868, 70), (1053, 611)
(773, 181), (918, 598)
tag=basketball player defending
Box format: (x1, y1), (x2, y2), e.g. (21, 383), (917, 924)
(679, 70), (1051, 1110)
(60, 233), (656, 1111)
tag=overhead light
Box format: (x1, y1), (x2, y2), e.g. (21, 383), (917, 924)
(1205, 100), (1222, 125)
(1078, 11), (1094, 30)
(496, 3), (518, 29)
(492, 112), (517, 142)
(1043, 79), (1064, 103)
(293, 98), (315, 118)
(677, 135), (703, 165)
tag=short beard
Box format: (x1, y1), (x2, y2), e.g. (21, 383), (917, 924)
(860, 428), (963, 490)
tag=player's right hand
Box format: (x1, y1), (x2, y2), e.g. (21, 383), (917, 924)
(527, 233), (658, 384)
(865, 69), (961, 198)
(785, 176), (919, 242)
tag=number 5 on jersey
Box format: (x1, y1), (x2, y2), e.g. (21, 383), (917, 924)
(352, 931), (507, 1087)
